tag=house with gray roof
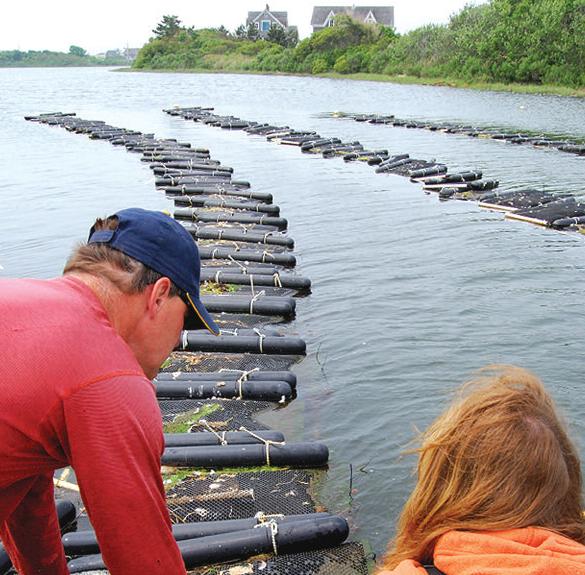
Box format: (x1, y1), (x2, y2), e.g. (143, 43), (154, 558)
(247, 4), (289, 38)
(311, 6), (394, 33)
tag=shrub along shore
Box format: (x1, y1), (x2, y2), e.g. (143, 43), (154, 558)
(132, 0), (585, 97)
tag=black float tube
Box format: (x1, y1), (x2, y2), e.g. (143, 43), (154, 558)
(200, 270), (310, 291)
(200, 295), (296, 317)
(67, 516), (348, 572)
(63, 513), (331, 556)
(174, 209), (284, 228)
(167, 185), (273, 201)
(155, 379), (293, 401)
(174, 195), (280, 214)
(199, 247), (296, 267)
(186, 227), (294, 248)
(176, 332), (306, 355)
(161, 442), (329, 468)
(164, 430), (286, 447)
(155, 370), (297, 387)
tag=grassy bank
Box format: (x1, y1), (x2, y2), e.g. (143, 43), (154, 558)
(120, 66), (585, 99)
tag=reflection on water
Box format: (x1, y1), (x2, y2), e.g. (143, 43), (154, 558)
(2, 68), (585, 554)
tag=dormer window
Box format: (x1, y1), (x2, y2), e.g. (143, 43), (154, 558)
(364, 10), (377, 23)
(324, 10), (336, 27)
(261, 19), (271, 31)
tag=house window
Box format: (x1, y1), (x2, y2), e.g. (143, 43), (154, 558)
(364, 11), (377, 24)
(255, 22), (260, 29)
(326, 18), (335, 27)
(261, 20), (271, 31)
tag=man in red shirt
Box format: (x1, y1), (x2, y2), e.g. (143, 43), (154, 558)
(0, 208), (219, 574)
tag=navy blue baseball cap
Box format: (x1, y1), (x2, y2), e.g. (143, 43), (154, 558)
(88, 207), (219, 334)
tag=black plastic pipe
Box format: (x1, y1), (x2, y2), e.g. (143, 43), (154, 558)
(161, 441), (329, 468)
(62, 512), (330, 556)
(155, 370), (297, 387)
(174, 195), (280, 214)
(175, 210), (285, 229)
(167, 186), (273, 202)
(67, 515), (348, 572)
(155, 379), (293, 401)
(200, 270), (310, 291)
(186, 226), (293, 248)
(200, 295), (295, 317)
(176, 332), (306, 355)
(200, 265), (281, 276)
(409, 164), (447, 179)
(199, 247), (296, 267)
(375, 158), (414, 173)
(164, 430), (286, 448)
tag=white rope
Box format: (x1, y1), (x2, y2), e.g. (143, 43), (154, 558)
(253, 328), (266, 354)
(255, 511), (285, 523)
(199, 419), (227, 445)
(219, 367), (259, 383)
(253, 519), (279, 555)
(219, 328), (237, 336)
(249, 290), (265, 314)
(181, 330), (188, 350)
(211, 248), (219, 260)
(214, 270), (222, 283)
(261, 251), (275, 263)
(228, 255), (247, 272)
(272, 273), (282, 288)
(240, 426), (285, 466)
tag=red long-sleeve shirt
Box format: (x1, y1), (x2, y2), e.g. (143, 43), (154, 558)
(0, 276), (186, 574)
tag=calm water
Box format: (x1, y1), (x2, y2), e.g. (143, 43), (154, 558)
(2, 67), (585, 556)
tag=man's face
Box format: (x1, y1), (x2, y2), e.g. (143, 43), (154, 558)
(128, 280), (188, 379)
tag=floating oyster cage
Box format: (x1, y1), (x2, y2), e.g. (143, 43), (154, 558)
(162, 105), (585, 235)
(24, 111), (370, 575)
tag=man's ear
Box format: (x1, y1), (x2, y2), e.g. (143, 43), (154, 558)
(147, 277), (172, 318)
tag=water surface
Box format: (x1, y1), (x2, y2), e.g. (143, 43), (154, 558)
(2, 67), (585, 555)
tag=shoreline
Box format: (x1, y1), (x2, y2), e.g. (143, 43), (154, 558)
(117, 66), (585, 99)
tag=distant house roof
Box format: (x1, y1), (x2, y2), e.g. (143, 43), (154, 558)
(247, 5), (288, 28)
(311, 6), (394, 27)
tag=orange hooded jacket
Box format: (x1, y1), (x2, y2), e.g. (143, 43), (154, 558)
(377, 527), (585, 575)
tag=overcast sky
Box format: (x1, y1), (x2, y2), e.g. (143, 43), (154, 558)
(1, 1), (487, 54)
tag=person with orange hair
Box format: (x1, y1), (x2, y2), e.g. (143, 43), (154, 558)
(377, 365), (585, 575)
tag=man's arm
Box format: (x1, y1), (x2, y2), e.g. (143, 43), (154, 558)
(63, 374), (186, 574)
(0, 473), (68, 575)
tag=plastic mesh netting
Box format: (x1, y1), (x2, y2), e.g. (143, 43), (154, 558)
(160, 398), (273, 430)
(164, 351), (299, 374)
(188, 542), (371, 575)
(74, 542), (370, 575)
(165, 470), (321, 523)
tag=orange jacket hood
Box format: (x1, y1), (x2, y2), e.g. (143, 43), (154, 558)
(378, 527), (585, 575)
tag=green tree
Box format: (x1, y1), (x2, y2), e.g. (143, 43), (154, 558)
(246, 23), (259, 41)
(285, 27), (299, 48)
(267, 25), (287, 46)
(153, 15), (182, 39)
(68, 45), (87, 57)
